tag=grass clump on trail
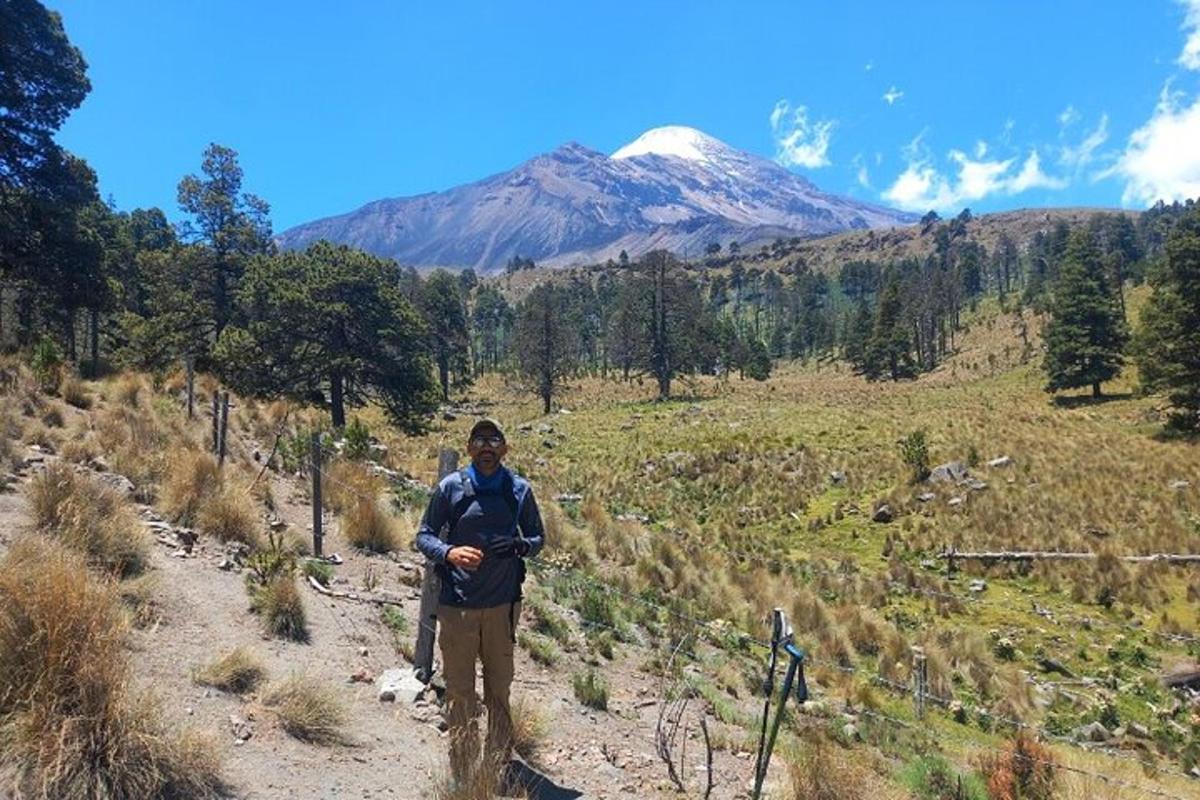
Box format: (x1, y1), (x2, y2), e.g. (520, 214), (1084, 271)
(193, 647), (266, 694)
(0, 539), (224, 798)
(29, 461), (149, 578)
(262, 674), (348, 745)
(341, 495), (399, 553)
(245, 533), (308, 641)
(572, 669), (608, 711)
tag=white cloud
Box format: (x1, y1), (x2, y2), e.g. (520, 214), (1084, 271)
(1108, 87), (1200, 205)
(864, 61), (874, 72)
(882, 147), (1065, 212)
(852, 153), (871, 189)
(1059, 113), (1109, 172)
(1180, 0), (1200, 70)
(770, 100), (835, 169)
(882, 86), (904, 106)
(1058, 105), (1081, 128)
(974, 140), (988, 159)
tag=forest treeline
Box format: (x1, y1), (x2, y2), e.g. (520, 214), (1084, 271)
(3, 0), (1200, 432)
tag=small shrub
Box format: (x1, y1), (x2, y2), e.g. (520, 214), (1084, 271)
(526, 595), (572, 645)
(510, 695), (550, 765)
(323, 460), (381, 513)
(787, 734), (875, 800)
(586, 629), (616, 660)
(342, 496), (398, 553)
(381, 605), (408, 634)
(518, 631), (560, 666)
(59, 371), (91, 409)
(160, 450), (221, 526)
(29, 462), (149, 577)
(194, 648), (266, 694)
(977, 732), (1057, 800)
(196, 484), (260, 546)
(40, 404), (64, 428)
(0, 540), (225, 798)
(263, 675), (347, 745)
(250, 575), (308, 642)
(572, 669), (608, 710)
(29, 336), (63, 392)
(302, 558), (334, 586)
(342, 417), (371, 461)
(901, 755), (988, 800)
(898, 429), (931, 484)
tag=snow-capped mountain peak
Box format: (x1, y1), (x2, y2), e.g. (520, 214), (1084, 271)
(611, 125), (727, 163)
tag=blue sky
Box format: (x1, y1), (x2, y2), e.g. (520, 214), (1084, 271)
(50, 1), (1200, 231)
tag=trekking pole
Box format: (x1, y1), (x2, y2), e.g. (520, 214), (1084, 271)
(752, 629), (809, 800)
(752, 609), (785, 794)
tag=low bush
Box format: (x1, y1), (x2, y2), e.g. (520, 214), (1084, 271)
(193, 647), (266, 694)
(572, 669), (608, 710)
(249, 575), (308, 642)
(160, 449), (221, 526)
(29, 462), (149, 577)
(510, 695), (550, 765)
(786, 734), (876, 800)
(977, 732), (1057, 800)
(196, 484), (260, 546)
(263, 675), (347, 745)
(0, 540), (225, 798)
(341, 495), (398, 553)
(518, 631), (560, 666)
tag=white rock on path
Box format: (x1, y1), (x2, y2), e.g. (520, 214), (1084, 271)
(377, 667), (425, 703)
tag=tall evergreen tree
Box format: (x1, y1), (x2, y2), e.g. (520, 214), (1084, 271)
(215, 241), (437, 431)
(863, 270), (915, 381)
(1043, 231), (1129, 398)
(514, 283), (580, 414)
(419, 269), (471, 401)
(1136, 205), (1200, 429)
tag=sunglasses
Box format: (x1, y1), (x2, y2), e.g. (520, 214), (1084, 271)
(471, 435), (505, 448)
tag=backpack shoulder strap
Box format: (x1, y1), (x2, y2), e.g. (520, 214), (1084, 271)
(446, 469), (475, 534)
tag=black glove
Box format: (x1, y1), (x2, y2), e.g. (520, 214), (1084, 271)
(488, 534), (530, 559)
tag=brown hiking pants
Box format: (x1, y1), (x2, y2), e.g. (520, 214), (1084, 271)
(437, 602), (520, 780)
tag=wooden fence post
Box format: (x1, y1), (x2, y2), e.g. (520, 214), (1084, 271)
(185, 356), (195, 420)
(211, 393), (220, 453)
(414, 447), (459, 683)
(217, 392), (230, 467)
(311, 432), (323, 557)
(912, 647), (928, 720)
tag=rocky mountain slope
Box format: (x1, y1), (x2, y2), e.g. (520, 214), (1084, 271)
(276, 126), (916, 272)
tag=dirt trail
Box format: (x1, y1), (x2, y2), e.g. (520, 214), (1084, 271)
(1, 442), (757, 799)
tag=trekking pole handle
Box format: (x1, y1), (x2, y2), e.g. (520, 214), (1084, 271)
(782, 642), (809, 704)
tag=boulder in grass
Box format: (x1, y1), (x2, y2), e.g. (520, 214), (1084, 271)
(872, 504), (894, 524)
(987, 456), (1014, 468)
(928, 461), (969, 484)
(1073, 721), (1111, 742)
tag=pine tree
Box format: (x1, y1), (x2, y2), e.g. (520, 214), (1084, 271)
(514, 284), (579, 414)
(1043, 231), (1129, 398)
(1136, 205), (1200, 429)
(863, 271), (915, 381)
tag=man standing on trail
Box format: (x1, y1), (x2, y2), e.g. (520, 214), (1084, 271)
(416, 418), (545, 783)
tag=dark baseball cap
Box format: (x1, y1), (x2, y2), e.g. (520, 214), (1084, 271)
(468, 417), (506, 441)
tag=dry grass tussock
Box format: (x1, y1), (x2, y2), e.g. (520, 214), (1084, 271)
(249, 574), (308, 642)
(510, 695), (550, 766)
(341, 495), (398, 553)
(29, 461), (149, 577)
(57, 370), (90, 409)
(322, 459), (383, 513)
(0, 539), (224, 798)
(159, 449), (221, 526)
(786, 733), (898, 800)
(193, 647), (266, 694)
(262, 674), (347, 745)
(196, 483), (261, 546)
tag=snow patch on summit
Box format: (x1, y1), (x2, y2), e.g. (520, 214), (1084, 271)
(612, 126), (721, 163)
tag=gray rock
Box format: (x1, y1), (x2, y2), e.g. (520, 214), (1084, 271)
(1073, 721), (1111, 742)
(916, 492), (936, 503)
(964, 478), (988, 492)
(535, 423), (554, 434)
(969, 579), (987, 593)
(987, 456), (1014, 468)
(840, 723), (861, 741)
(378, 667), (425, 703)
(1169, 479), (1191, 491)
(554, 493), (583, 503)
(871, 504), (894, 523)
(541, 438), (556, 449)
(829, 470), (847, 486)
(929, 461), (969, 484)
(948, 497), (965, 507)
(229, 713), (254, 742)
(1128, 722), (1150, 739)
